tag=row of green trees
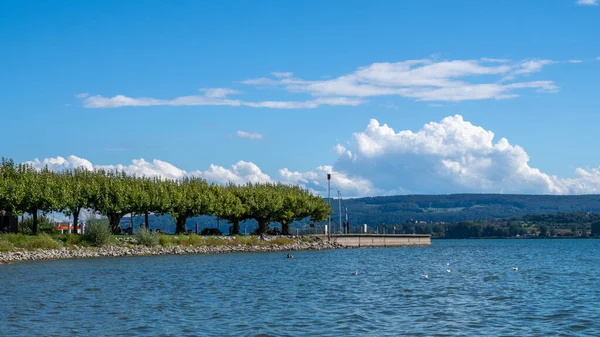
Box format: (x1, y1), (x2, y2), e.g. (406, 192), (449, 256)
(0, 158), (331, 235)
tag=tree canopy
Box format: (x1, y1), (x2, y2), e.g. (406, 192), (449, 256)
(0, 158), (332, 235)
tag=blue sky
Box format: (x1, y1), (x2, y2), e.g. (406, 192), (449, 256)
(1, 0), (599, 196)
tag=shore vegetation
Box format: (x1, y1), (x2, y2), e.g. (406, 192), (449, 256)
(0, 157), (331, 236)
(0, 232), (322, 251)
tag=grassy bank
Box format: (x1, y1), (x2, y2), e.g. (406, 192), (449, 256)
(0, 233), (315, 252)
(0, 233), (337, 264)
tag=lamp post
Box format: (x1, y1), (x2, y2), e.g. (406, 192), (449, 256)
(327, 173), (331, 238)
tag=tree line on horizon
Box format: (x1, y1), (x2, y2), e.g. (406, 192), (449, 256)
(341, 194), (600, 226)
(370, 212), (600, 239)
(0, 158), (331, 235)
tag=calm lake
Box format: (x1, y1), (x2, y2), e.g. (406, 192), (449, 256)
(1, 239), (599, 336)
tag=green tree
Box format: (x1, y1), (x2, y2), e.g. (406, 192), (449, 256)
(403, 223), (416, 235)
(165, 177), (215, 234)
(483, 225), (498, 237)
(274, 185), (314, 235)
(434, 224), (446, 238)
(591, 221), (600, 237)
(570, 224), (578, 236)
(214, 184), (247, 235)
(447, 221), (472, 239)
(59, 169), (95, 234)
(539, 224), (548, 237)
(147, 177), (170, 228)
(19, 166), (61, 234)
(92, 171), (134, 234)
(307, 193), (331, 223)
(128, 177), (169, 230)
(508, 223), (520, 237)
(238, 183), (284, 234)
(0, 158), (25, 216)
(470, 222), (483, 238)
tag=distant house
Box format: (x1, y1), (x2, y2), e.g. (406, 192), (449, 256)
(56, 222), (86, 234)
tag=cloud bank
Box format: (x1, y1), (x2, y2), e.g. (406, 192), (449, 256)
(81, 88), (364, 109)
(78, 57), (560, 108)
(243, 58), (558, 102)
(325, 115), (591, 194)
(25, 116), (600, 197)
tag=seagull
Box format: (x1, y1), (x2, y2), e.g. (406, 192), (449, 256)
(352, 270), (358, 276)
(446, 263), (450, 266)
(446, 269), (451, 273)
(512, 266), (518, 271)
(422, 274), (428, 279)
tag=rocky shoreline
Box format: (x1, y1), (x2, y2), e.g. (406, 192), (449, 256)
(0, 237), (345, 264)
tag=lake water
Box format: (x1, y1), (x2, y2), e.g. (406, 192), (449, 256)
(1, 239), (600, 336)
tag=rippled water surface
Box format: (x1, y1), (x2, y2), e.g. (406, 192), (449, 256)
(2, 239), (600, 336)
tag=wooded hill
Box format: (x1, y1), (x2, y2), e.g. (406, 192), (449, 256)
(124, 194), (600, 234)
(340, 194), (600, 227)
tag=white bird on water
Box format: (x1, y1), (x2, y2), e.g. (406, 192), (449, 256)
(446, 269), (451, 273)
(422, 274), (428, 279)
(352, 270), (358, 276)
(512, 266), (518, 271)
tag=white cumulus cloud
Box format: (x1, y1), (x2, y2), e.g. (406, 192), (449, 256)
(193, 161), (272, 185)
(576, 0), (598, 5)
(278, 166), (380, 198)
(273, 116), (600, 196)
(25, 156), (272, 186)
(78, 57), (561, 109)
(22, 115), (600, 196)
(236, 131), (264, 140)
(96, 159), (187, 180)
(26, 155), (94, 171)
(244, 58), (558, 102)
(511, 59), (555, 75)
(201, 88), (241, 98)
(326, 115), (600, 194)
(80, 87), (362, 109)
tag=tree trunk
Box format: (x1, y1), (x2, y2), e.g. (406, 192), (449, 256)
(257, 218), (269, 234)
(281, 221), (290, 236)
(175, 216), (187, 234)
(231, 219), (240, 235)
(108, 213), (122, 234)
(32, 209), (38, 235)
(73, 208), (80, 235)
(145, 212), (149, 229)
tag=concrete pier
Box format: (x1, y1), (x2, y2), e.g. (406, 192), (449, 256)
(328, 234), (431, 247)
